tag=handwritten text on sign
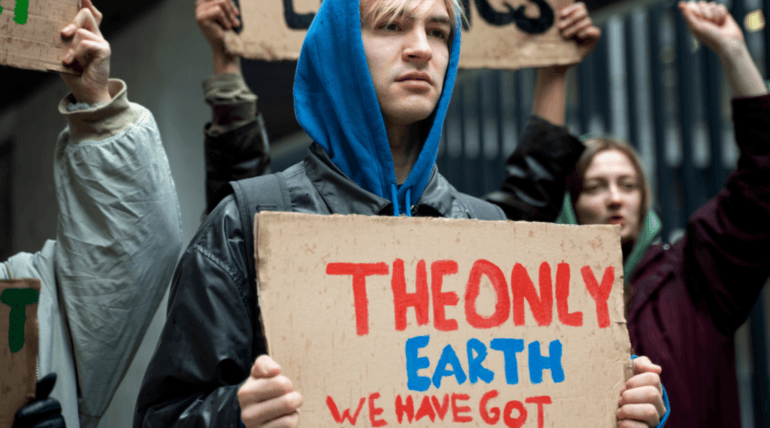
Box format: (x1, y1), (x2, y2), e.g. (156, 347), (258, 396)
(256, 213), (631, 427)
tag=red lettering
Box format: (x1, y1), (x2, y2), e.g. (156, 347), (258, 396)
(431, 394), (450, 420)
(431, 260), (459, 331)
(503, 400), (527, 428)
(464, 260), (510, 329)
(479, 390), (500, 424)
(415, 396), (436, 422)
(326, 396), (366, 425)
(511, 263), (553, 326)
(525, 396), (552, 428)
(326, 263), (389, 335)
(451, 393), (473, 423)
(395, 395), (414, 424)
(581, 265), (614, 328)
(368, 393), (387, 427)
(392, 259), (430, 331)
(555, 262), (583, 326)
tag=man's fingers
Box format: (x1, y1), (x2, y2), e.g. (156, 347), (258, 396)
(239, 375), (295, 405)
(576, 25), (601, 42)
(241, 392), (303, 426)
(559, 2), (585, 19)
(619, 385), (667, 417)
(198, 2), (237, 30)
(260, 411), (300, 428)
(558, 5), (588, 30)
(252, 355), (282, 378)
(563, 16), (592, 39)
(616, 403), (661, 427)
(80, 0), (103, 26)
(617, 419), (651, 428)
(625, 372), (663, 396)
(632, 356), (662, 375)
(70, 40), (109, 69)
(63, 7), (100, 38)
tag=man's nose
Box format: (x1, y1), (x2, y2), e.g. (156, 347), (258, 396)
(403, 28), (432, 62)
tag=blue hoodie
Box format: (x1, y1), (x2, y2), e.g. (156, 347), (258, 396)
(293, 0), (462, 216)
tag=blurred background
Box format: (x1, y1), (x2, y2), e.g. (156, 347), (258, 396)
(0, 0), (767, 426)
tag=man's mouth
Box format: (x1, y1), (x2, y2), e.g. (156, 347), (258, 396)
(397, 71), (432, 85)
(608, 216), (624, 225)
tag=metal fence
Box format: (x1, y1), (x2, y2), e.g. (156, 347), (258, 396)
(435, 0), (770, 425)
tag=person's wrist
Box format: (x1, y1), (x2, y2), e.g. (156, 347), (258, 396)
(538, 64), (570, 77)
(71, 87), (112, 105)
(213, 49), (241, 75)
(716, 39), (750, 65)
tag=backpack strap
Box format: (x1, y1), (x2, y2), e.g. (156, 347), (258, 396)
(230, 173), (291, 284)
(457, 193), (507, 220)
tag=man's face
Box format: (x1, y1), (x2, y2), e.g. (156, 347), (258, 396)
(574, 150), (644, 245)
(360, 0), (452, 127)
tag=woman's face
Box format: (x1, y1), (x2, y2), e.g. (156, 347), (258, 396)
(574, 149), (643, 244)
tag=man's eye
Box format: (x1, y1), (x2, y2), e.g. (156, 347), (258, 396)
(381, 22), (401, 31)
(429, 29), (447, 39)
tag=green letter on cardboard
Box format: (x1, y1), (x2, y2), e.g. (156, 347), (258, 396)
(1, 288), (39, 353)
(0, 0), (30, 24)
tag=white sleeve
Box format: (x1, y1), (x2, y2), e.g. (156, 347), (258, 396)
(53, 79), (183, 424)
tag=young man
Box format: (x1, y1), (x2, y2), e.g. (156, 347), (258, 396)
(134, 1), (660, 426)
(4, 1), (183, 427)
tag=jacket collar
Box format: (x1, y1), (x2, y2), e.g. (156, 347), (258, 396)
(303, 143), (456, 217)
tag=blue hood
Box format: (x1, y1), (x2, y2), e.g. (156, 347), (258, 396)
(293, 0), (462, 215)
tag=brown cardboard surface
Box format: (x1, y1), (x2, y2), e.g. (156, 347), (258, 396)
(256, 212), (632, 427)
(226, 0), (580, 69)
(0, 278), (40, 428)
(0, 0), (80, 72)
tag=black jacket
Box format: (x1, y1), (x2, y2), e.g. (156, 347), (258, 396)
(134, 142), (505, 427)
(134, 117), (583, 427)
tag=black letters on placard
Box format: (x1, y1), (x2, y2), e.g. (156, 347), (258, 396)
(473, 0), (554, 34)
(284, 0), (315, 30)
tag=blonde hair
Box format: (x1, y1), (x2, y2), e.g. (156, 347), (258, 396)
(566, 138), (652, 223)
(360, 0), (466, 34)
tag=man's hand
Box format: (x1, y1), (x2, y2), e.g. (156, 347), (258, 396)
(558, 2), (601, 66)
(237, 355), (302, 428)
(59, 0), (111, 105)
(678, 1), (743, 57)
(196, 0), (241, 74)
(616, 356), (667, 428)
(678, 1), (767, 97)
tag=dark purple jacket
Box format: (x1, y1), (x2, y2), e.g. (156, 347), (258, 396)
(628, 94), (770, 427)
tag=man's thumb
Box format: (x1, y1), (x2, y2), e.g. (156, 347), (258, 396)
(251, 355), (281, 378)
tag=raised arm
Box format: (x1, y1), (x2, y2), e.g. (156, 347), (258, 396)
(667, 1), (770, 332)
(196, 0), (271, 216)
(55, 0), (183, 423)
(484, 3), (599, 221)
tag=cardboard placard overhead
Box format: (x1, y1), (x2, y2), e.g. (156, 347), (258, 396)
(256, 212), (632, 427)
(226, 0), (580, 69)
(0, 278), (40, 428)
(0, 0), (80, 72)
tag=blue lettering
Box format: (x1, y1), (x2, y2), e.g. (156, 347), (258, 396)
(528, 340), (565, 384)
(467, 338), (494, 384)
(406, 335), (432, 391)
(432, 344), (467, 388)
(490, 338), (525, 385)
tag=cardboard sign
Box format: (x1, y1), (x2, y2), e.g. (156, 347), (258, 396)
(256, 213), (632, 427)
(0, 0), (80, 72)
(0, 278), (40, 428)
(226, 0), (580, 69)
